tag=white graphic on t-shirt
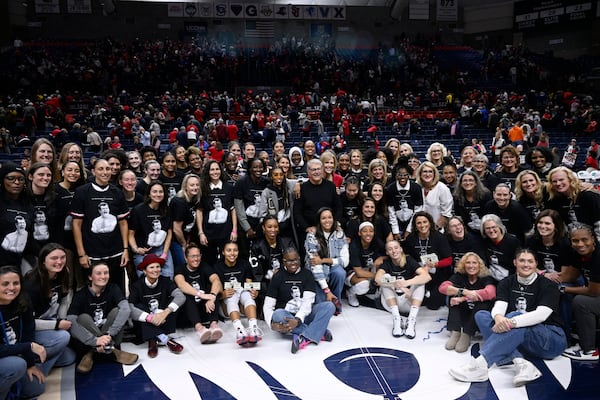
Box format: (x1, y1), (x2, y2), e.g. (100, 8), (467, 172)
(1, 216), (28, 253)
(245, 194), (262, 218)
(284, 285), (302, 314)
(147, 219), (167, 247)
(33, 211), (49, 241)
(515, 296), (527, 313)
(396, 200), (413, 222)
(208, 198), (228, 224)
(91, 202), (117, 233)
(93, 308), (106, 326)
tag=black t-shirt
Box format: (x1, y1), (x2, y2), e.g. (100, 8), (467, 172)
(0, 301), (36, 365)
(563, 246), (600, 285)
(129, 276), (178, 312)
(160, 171), (185, 205)
(403, 230), (452, 263)
(198, 183), (235, 241)
(234, 175), (268, 231)
(266, 267), (316, 310)
(169, 196), (198, 238)
(70, 183), (129, 258)
(545, 190), (600, 229)
(525, 236), (570, 273)
(213, 259), (255, 286)
(129, 203), (172, 249)
(453, 193), (492, 234)
(379, 255), (421, 281)
(448, 273), (496, 292)
(483, 233), (521, 281)
(68, 283), (125, 322)
(339, 195), (361, 229)
(346, 215), (391, 245)
(385, 181), (423, 234)
(0, 196), (34, 265)
(483, 200), (532, 244)
(448, 232), (486, 267)
(349, 240), (385, 272)
(174, 262), (216, 293)
(53, 183), (76, 249)
(31, 193), (55, 247)
(496, 274), (563, 328)
(23, 275), (67, 320)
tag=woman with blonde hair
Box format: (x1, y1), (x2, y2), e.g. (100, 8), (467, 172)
(320, 150), (343, 189)
(58, 142), (88, 181)
(546, 166), (600, 240)
(384, 138), (401, 166)
(365, 158), (388, 193)
(415, 161), (453, 231)
(425, 142), (449, 172)
(515, 169), (547, 222)
(439, 252), (496, 353)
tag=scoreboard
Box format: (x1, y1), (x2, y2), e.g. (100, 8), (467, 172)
(514, 0), (597, 31)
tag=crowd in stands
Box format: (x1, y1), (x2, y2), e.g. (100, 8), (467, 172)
(1, 35), (600, 398)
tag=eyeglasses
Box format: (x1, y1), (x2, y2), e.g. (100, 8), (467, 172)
(187, 254), (201, 259)
(397, 173), (409, 177)
(5, 176), (25, 182)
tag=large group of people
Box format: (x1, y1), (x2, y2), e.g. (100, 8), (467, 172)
(0, 34), (599, 398)
(1, 110), (599, 397)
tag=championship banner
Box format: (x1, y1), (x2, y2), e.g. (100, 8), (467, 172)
(514, 0), (596, 31)
(409, 0), (430, 20)
(35, 0), (60, 14)
(436, 0), (458, 21)
(167, 3), (184, 17)
(67, 0), (92, 14)
(229, 3), (244, 18)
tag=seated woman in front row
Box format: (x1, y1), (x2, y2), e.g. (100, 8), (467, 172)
(374, 240), (431, 340)
(0, 265), (72, 399)
(67, 262), (138, 374)
(129, 254), (185, 359)
(439, 252), (496, 353)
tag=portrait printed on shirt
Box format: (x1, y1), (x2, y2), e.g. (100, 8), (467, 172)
(245, 193), (262, 219)
(33, 209), (49, 241)
(2, 215), (28, 253)
(147, 218), (167, 247)
(284, 285), (302, 314)
(208, 197), (228, 224)
(91, 202), (118, 234)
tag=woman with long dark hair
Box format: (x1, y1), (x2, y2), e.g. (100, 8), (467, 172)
(403, 211), (453, 310)
(0, 265), (72, 398)
(129, 180), (174, 278)
(304, 207), (348, 314)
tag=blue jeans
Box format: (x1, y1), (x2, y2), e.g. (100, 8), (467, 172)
(313, 264), (346, 303)
(135, 245), (174, 279)
(0, 356), (26, 400)
(475, 310), (567, 367)
(271, 302), (335, 343)
(170, 241), (185, 270)
(13, 329), (73, 398)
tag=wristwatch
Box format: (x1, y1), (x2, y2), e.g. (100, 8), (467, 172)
(510, 317), (518, 328)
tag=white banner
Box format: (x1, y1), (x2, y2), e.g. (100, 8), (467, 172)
(67, 0), (91, 14)
(436, 0), (458, 21)
(214, 2), (229, 18)
(409, 0), (430, 20)
(35, 0), (60, 14)
(244, 4), (259, 18)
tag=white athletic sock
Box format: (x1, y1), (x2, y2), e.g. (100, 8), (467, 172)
(408, 305), (419, 320)
(390, 305), (400, 318)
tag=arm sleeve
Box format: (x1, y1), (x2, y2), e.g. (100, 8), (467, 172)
(263, 296), (276, 327)
(57, 290), (73, 319)
(438, 280), (453, 295)
(107, 299), (131, 337)
(293, 192), (308, 232)
(437, 256), (453, 269)
(490, 300), (509, 319)
(388, 206), (400, 234)
(234, 198), (251, 232)
(34, 319), (56, 331)
(512, 306), (553, 328)
(168, 287), (186, 310)
(439, 185), (454, 218)
(295, 291), (316, 322)
(475, 284), (497, 302)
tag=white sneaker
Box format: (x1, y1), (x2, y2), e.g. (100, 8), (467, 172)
(247, 325), (263, 344)
(392, 317), (404, 337)
(513, 358), (542, 386)
(449, 358), (489, 383)
(346, 287), (359, 307)
(405, 317), (416, 339)
(236, 326), (249, 346)
(562, 344), (599, 361)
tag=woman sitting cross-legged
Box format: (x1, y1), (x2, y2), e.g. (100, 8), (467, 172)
(438, 252), (496, 353)
(129, 254), (185, 358)
(67, 263), (138, 374)
(449, 249), (567, 387)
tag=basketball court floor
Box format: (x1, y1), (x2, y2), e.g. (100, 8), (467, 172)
(43, 305), (597, 400)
